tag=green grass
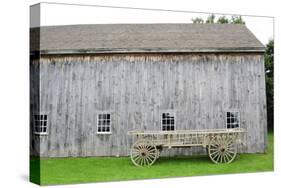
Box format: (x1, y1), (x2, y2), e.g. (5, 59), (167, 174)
(30, 132), (274, 185)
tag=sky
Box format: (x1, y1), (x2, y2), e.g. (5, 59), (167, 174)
(32, 2), (274, 45)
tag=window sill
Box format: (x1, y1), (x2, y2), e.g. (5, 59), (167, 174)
(33, 132), (48, 136)
(96, 132), (112, 135)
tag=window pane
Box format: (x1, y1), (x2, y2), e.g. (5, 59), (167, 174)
(106, 120), (110, 125)
(162, 112), (175, 131)
(171, 126), (175, 131)
(97, 113), (111, 133)
(226, 112), (239, 129)
(102, 119), (107, 125)
(227, 112), (231, 117)
(33, 114), (48, 134)
(166, 119), (171, 125)
(101, 114), (106, 119)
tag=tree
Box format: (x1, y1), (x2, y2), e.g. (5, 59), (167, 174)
(206, 14), (216, 23)
(264, 40), (274, 131)
(217, 16), (229, 24)
(191, 17), (204, 24)
(191, 14), (245, 24)
(230, 16), (245, 24)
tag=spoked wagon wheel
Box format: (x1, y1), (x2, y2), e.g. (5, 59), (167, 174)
(208, 135), (237, 164)
(130, 139), (158, 167)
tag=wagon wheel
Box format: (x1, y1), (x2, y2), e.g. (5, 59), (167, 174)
(208, 135), (237, 164)
(130, 139), (158, 167)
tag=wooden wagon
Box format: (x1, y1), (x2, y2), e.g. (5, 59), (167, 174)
(127, 128), (246, 166)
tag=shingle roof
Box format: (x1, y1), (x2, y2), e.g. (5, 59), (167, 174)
(30, 24), (265, 54)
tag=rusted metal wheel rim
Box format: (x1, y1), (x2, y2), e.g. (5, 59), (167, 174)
(130, 140), (157, 167)
(208, 135), (237, 164)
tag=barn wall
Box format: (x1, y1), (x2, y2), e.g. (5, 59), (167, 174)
(30, 53), (267, 157)
(30, 57), (42, 156)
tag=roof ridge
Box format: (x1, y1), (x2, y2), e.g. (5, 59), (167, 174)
(31, 23), (248, 28)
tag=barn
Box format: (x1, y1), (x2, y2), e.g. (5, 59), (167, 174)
(30, 24), (267, 157)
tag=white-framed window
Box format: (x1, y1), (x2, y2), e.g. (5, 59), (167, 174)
(226, 111), (240, 128)
(33, 114), (48, 135)
(97, 113), (111, 134)
(161, 112), (176, 131)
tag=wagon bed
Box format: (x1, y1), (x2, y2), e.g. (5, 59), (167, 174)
(127, 128), (246, 166)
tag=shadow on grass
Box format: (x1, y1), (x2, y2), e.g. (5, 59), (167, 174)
(156, 155), (210, 165)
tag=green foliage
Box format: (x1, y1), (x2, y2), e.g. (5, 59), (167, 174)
(191, 14), (245, 24)
(265, 40), (274, 130)
(231, 16), (245, 24)
(31, 133), (273, 185)
(265, 40), (274, 77)
(191, 17), (204, 24)
(206, 14), (216, 23)
(217, 16), (229, 24)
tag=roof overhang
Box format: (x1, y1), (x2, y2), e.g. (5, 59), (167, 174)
(31, 47), (265, 55)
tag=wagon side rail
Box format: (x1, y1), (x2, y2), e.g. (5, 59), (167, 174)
(127, 128), (247, 148)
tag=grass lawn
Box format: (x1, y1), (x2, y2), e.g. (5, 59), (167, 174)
(30, 132), (274, 185)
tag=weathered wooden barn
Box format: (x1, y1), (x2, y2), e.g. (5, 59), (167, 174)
(30, 24), (267, 157)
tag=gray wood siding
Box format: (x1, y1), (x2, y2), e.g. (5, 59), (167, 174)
(30, 53), (267, 157)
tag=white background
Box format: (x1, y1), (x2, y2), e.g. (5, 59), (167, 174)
(0, 0), (280, 188)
